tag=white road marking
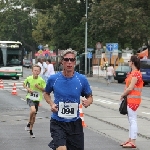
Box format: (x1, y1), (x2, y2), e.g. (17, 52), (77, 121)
(112, 92), (121, 94)
(14, 85), (23, 88)
(142, 112), (150, 115)
(22, 89), (27, 91)
(3, 79), (24, 83)
(4, 86), (21, 88)
(2, 87), (24, 91)
(9, 83), (23, 85)
(95, 99), (119, 105)
(20, 98), (26, 101)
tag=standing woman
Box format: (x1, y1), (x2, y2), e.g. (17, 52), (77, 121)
(120, 56), (143, 148)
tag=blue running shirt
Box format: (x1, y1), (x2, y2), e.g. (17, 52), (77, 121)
(45, 72), (92, 122)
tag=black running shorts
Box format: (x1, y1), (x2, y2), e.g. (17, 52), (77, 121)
(27, 98), (39, 112)
(48, 118), (84, 150)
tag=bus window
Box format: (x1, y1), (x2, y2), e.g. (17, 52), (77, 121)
(0, 41), (23, 79)
(7, 49), (21, 65)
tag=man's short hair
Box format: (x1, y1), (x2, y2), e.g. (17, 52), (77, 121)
(47, 59), (51, 63)
(42, 58), (46, 61)
(37, 58), (41, 62)
(32, 64), (41, 71)
(61, 48), (77, 58)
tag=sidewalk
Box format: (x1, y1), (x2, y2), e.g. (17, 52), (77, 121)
(86, 74), (150, 88)
(87, 75), (117, 84)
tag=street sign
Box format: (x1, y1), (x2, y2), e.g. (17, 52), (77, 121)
(38, 44), (43, 50)
(113, 43), (118, 51)
(106, 43), (113, 52)
(87, 52), (92, 59)
(95, 50), (102, 58)
(106, 43), (118, 52)
(96, 42), (102, 50)
(87, 48), (94, 52)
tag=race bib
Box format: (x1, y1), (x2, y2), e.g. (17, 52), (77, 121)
(58, 102), (78, 119)
(29, 91), (40, 101)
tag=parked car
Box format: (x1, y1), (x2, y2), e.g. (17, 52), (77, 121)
(23, 59), (32, 68)
(140, 59), (150, 86)
(114, 65), (131, 83)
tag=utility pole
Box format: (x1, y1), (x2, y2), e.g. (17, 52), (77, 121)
(85, 0), (88, 75)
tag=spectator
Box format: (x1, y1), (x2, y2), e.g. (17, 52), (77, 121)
(106, 64), (115, 85)
(45, 59), (55, 82)
(120, 56), (143, 148)
(37, 58), (43, 77)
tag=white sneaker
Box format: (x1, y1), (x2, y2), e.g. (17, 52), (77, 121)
(30, 134), (35, 138)
(25, 122), (30, 131)
(25, 126), (30, 131)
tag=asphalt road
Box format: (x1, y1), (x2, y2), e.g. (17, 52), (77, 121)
(0, 86), (125, 150)
(0, 68), (150, 150)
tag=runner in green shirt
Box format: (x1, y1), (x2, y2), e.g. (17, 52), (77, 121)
(23, 64), (46, 138)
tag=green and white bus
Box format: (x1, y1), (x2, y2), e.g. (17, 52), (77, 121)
(0, 41), (23, 79)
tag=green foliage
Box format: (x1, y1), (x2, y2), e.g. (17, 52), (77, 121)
(32, 0), (86, 53)
(0, 0), (37, 53)
(88, 0), (149, 50)
(0, 0), (150, 55)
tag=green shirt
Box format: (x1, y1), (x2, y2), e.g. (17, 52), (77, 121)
(24, 75), (46, 101)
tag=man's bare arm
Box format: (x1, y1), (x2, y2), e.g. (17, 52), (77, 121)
(43, 92), (54, 106)
(44, 92), (58, 112)
(82, 94), (93, 108)
(85, 94), (93, 105)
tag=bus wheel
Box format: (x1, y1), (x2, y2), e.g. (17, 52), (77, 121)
(16, 76), (19, 80)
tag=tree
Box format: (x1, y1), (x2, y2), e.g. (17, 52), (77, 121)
(88, 0), (149, 50)
(1, 0), (150, 56)
(0, 0), (37, 55)
(32, 0), (86, 52)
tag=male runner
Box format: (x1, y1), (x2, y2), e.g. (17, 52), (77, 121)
(44, 48), (93, 150)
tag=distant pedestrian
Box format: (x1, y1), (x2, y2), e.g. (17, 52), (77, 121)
(37, 58), (44, 77)
(106, 64), (115, 85)
(120, 56), (143, 148)
(45, 59), (55, 82)
(42, 58), (48, 81)
(44, 48), (93, 150)
(23, 64), (46, 138)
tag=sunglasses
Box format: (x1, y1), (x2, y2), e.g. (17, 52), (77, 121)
(63, 58), (76, 62)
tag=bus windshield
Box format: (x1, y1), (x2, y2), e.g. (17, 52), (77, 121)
(140, 60), (150, 69)
(0, 43), (22, 67)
